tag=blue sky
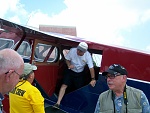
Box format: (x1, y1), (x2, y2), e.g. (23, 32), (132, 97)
(0, 0), (150, 52)
(20, 0), (66, 15)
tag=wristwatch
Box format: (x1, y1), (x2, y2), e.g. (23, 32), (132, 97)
(91, 78), (95, 80)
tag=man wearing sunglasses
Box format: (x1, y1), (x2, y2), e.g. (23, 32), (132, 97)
(94, 64), (150, 113)
(0, 49), (24, 113)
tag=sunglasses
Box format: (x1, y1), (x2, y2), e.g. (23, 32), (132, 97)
(105, 73), (121, 79)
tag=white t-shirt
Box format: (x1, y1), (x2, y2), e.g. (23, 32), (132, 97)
(65, 48), (93, 73)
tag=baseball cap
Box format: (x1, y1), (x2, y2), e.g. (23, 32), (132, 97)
(102, 64), (128, 76)
(23, 63), (37, 76)
(77, 42), (88, 52)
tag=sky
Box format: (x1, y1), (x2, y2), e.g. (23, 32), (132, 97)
(0, 0), (150, 52)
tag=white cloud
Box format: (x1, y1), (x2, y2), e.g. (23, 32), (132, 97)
(1, 0), (150, 50)
(0, 0), (20, 16)
(0, 0), (12, 17)
(9, 16), (21, 24)
(27, 0), (150, 47)
(146, 45), (150, 51)
(0, 0), (28, 24)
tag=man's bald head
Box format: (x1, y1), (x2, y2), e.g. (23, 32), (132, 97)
(0, 49), (24, 73)
(0, 48), (24, 95)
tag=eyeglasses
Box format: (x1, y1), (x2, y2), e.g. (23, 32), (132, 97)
(105, 74), (121, 79)
(5, 71), (23, 79)
(14, 71), (23, 79)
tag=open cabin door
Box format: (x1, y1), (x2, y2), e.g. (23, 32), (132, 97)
(31, 39), (60, 98)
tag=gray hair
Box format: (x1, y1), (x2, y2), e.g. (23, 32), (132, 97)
(0, 49), (23, 74)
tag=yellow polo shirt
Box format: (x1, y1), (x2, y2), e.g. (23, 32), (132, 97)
(9, 80), (45, 113)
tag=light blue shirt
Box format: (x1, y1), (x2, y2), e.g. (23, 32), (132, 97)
(0, 93), (4, 113)
(94, 92), (150, 113)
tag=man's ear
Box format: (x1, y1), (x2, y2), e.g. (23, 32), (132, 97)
(123, 75), (127, 80)
(28, 74), (33, 79)
(5, 70), (14, 82)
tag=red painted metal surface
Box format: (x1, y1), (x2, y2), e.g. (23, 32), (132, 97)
(100, 45), (150, 82)
(35, 65), (59, 96)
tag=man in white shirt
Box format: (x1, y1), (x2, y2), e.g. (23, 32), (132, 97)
(53, 42), (96, 109)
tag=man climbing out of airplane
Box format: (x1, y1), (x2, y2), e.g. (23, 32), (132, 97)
(53, 42), (96, 109)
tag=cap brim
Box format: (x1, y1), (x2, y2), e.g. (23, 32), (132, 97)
(32, 65), (37, 70)
(77, 46), (86, 52)
(102, 69), (116, 76)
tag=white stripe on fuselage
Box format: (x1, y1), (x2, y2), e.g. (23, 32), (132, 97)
(127, 77), (150, 84)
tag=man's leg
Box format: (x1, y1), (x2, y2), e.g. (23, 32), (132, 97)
(53, 69), (72, 108)
(56, 84), (67, 105)
(74, 72), (84, 89)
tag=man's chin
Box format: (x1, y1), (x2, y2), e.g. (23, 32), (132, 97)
(108, 85), (114, 90)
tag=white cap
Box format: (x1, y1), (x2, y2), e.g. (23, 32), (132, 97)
(23, 63), (37, 76)
(77, 42), (88, 52)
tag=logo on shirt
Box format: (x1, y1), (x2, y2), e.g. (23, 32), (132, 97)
(10, 87), (26, 97)
(82, 60), (86, 63)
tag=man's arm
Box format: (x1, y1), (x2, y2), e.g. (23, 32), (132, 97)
(66, 60), (74, 69)
(140, 92), (150, 113)
(89, 67), (96, 87)
(94, 96), (100, 113)
(89, 67), (95, 79)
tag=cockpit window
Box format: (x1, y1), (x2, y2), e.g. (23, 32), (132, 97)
(92, 53), (102, 67)
(0, 38), (14, 50)
(34, 43), (59, 62)
(14, 41), (31, 58)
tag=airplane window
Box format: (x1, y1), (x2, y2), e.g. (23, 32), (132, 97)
(92, 54), (102, 67)
(63, 49), (69, 57)
(14, 41), (31, 58)
(0, 38), (14, 50)
(59, 49), (69, 60)
(34, 43), (59, 62)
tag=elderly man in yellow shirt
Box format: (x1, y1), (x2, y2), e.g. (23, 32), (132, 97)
(9, 63), (45, 113)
